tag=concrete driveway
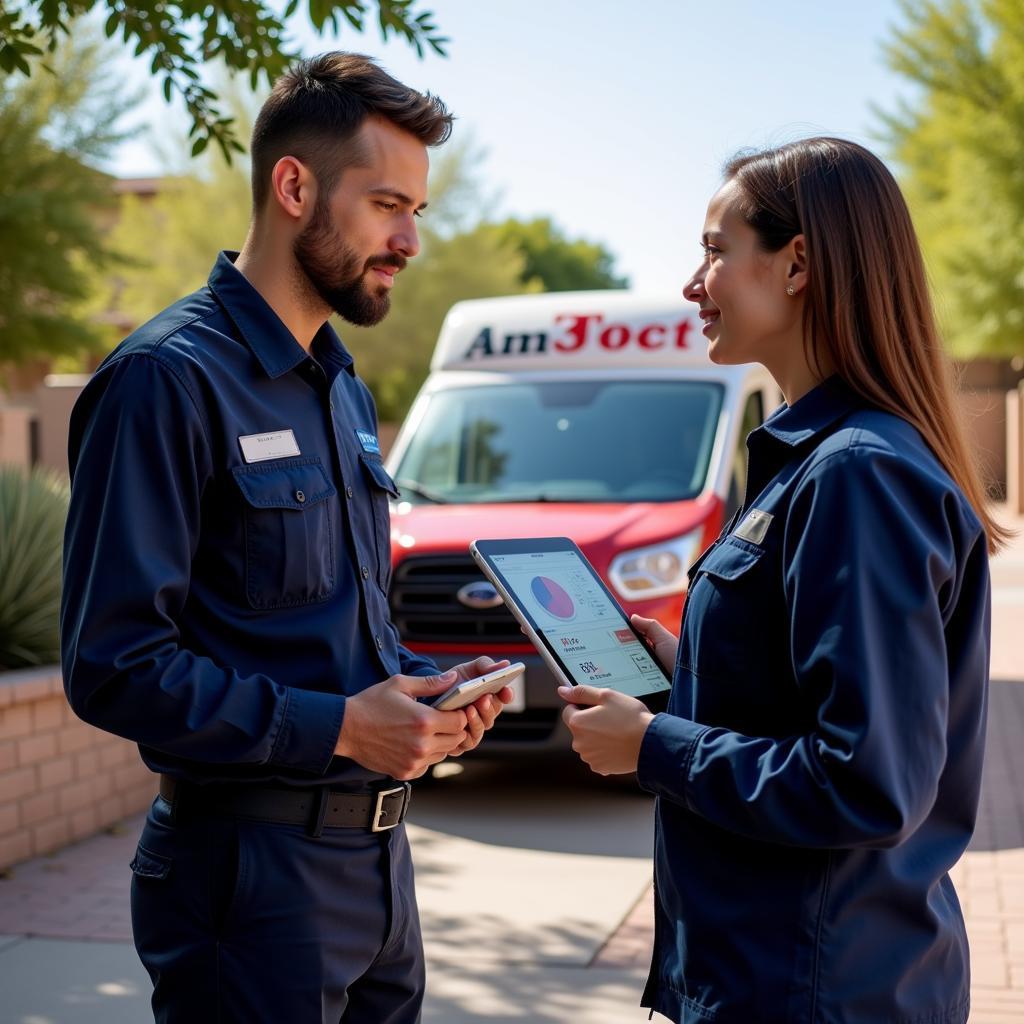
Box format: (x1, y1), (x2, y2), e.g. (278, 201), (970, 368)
(0, 758), (657, 1023)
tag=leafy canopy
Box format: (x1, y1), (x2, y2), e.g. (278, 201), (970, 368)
(0, 34), (138, 368)
(881, 0), (1024, 357)
(490, 216), (629, 293)
(0, 0), (446, 163)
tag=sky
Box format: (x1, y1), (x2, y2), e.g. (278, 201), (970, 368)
(107, 0), (915, 293)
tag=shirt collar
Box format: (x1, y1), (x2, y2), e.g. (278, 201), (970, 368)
(312, 321), (356, 380)
(207, 251), (353, 379)
(757, 375), (865, 448)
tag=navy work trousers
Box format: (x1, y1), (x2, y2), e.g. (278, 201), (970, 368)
(130, 795), (424, 1023)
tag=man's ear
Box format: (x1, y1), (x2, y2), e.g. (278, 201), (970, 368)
(269, 156), (316, 223)
(785, 234), (808, 296)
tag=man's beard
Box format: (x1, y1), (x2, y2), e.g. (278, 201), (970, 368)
(293, 198), (405, 327)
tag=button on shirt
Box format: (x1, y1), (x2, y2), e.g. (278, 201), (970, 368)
(636, 377), (990, 1024)
(61, 252), (438, 789)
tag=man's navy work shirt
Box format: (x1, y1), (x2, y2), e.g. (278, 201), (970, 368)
(636, 378), (991, 1024)
(61, 252), (438, 789)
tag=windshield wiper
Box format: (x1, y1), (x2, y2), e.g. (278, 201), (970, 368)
(395, 479), (450, 504)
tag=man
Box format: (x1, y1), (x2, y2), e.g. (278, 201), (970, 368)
(61, 52), (511, 1023)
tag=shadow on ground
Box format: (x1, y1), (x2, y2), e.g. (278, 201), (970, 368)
(407, 755), (654, 858)
(421, 962), (654, 1024)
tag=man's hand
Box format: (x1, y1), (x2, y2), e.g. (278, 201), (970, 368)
(445, 656), (517, 757)
(335, 671), (471, 780)
(559, 685), (654, 776)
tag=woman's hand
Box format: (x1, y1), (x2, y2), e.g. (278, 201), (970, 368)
(631, 614), (679, 674)
(558, 685), (654, 776)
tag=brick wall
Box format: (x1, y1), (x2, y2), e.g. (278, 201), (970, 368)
(0, 667), (157, 872)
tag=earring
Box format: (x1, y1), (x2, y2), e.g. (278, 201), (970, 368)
(786, 285), (795, 296)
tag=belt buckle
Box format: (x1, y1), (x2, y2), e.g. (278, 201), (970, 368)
(371, 783), (410, 832)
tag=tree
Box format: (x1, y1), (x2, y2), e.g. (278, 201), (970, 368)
(86, 110), (255, 343)
(0, 0), (446, 162)
(84, 160), (254, 350)
(0, 36), (138, 370)
(881, 0), (1024, 357)
(490, 216), (629, 292)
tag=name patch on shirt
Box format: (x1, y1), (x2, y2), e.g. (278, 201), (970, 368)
(355, 430), (381, 456)
(734, 508), (774, 545)
(238, 429), (301, 463)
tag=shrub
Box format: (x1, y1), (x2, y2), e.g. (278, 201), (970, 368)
(0, 464), (69, 670)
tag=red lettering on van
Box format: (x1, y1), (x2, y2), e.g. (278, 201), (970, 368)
(554, 313), (602, 351)
(637, 324), (667, 349)
(599, 324), (630, 349)
(675, 320), (692, 348)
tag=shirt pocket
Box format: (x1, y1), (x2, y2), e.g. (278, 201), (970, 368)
(679, 538), (768, 685)
(232, 457), (337, 610)
(358, 452), (400, 591)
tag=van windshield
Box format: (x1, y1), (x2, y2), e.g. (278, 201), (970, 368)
(392, 380), (723, 504)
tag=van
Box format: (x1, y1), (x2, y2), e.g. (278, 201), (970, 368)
(385, 291), (780, 752)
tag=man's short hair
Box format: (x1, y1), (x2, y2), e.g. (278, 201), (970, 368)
(250, 52), (453, 212)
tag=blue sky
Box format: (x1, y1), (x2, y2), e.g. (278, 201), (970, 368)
(109, 0), (914, 292)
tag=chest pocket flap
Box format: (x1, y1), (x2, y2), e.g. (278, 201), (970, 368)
(231, 458), (337, 610)
(358, 453), (401, 499)
(232, 459), (336, 509)
(680, 536), (772, 690)
(697, 538), (766, 581)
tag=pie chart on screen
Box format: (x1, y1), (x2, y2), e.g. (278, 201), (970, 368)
(531, 576), (575, 619)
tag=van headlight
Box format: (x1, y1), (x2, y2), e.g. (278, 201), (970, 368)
(609, 530), (704, 600)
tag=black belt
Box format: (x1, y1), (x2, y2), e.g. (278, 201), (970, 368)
(158, 775), (412, 837)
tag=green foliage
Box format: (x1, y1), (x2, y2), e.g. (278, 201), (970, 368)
(881, 0), (1024, 356)
(0, 465), (69, 670)
(89, 160), (253, 333)
(490, 216), (629, 292)
(0, 1), (446, 163)
(0, 35), (138, 369)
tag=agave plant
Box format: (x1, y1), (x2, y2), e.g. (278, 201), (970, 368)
(0, 464), (70, 670)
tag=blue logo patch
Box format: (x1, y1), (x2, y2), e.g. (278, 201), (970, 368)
(356, 430), (381, 455)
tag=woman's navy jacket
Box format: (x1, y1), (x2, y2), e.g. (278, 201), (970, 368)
(637, 377), (990, 1024)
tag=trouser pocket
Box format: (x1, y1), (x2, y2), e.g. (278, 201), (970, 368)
(130, 803), (246, 959)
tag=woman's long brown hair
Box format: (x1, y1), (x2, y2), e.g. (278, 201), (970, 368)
(726, 137), (1008, 553)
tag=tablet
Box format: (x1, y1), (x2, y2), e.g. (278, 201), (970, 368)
(470, 537), (672, 708)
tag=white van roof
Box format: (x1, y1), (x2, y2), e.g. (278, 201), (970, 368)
(431, 291), (711, 372)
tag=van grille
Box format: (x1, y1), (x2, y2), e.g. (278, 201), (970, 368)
(389, 555), (523, 644)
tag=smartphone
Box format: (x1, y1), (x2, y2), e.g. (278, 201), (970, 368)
(431, 662), (526, 711)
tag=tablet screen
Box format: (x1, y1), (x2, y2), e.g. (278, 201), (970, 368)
(477, 541), (671, 698)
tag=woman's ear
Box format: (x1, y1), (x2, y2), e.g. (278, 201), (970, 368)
(785, 234), (808, 296)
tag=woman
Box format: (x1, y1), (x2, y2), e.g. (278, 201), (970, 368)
(560, 137), (1003, 1024)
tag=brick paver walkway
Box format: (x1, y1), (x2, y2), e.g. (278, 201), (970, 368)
(0, 816), (138, 941)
